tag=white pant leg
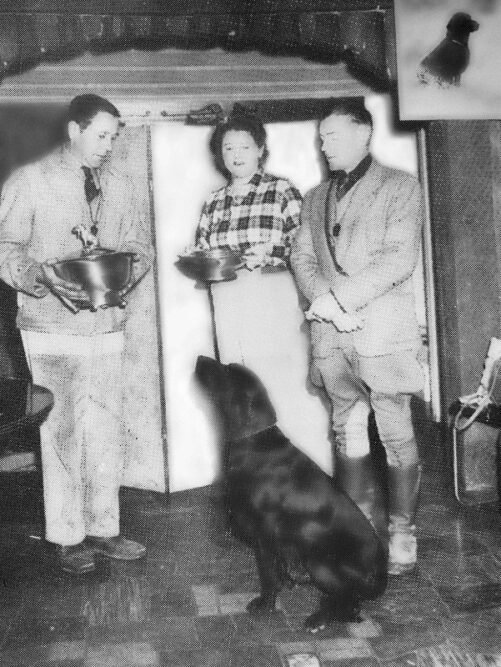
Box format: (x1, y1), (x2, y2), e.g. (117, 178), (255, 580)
(25, 351), (87, 546)
(83, 343), (124, 537)
(22, 333), (124, 545)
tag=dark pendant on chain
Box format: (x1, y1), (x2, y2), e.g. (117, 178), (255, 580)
(90, 225), (98, 236)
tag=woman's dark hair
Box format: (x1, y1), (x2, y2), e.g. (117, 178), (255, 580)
(209, 106), (269, 177)
(67, 94), (120, 131)
(320, 97), (373, 128)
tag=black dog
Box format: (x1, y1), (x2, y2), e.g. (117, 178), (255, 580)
(195, 356), (387, 632)
(417, 12), (479, 87)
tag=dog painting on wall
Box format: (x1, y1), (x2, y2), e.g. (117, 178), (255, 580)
(195, 356), (388, 633)
(417, 12), (479, 87)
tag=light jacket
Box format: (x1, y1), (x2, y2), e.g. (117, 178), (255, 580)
(290, 159), (423, 357)
(0, 145), (152, 335)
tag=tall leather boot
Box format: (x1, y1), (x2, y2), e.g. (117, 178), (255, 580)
(335, 453), (378, 530)
(387, 462), (422, 575)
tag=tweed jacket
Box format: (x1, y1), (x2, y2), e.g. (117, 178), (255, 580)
(0, 145), (152, 335)
(290, 159), (423, 357)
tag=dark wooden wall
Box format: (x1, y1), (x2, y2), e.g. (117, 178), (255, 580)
(0, 105), (66, 379)
(426, 121), (501, 418)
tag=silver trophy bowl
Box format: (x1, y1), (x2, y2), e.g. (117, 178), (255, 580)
(176, 248), (244, 282)
(53, 248), (136, 311)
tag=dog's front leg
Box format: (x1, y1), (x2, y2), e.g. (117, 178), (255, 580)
(247, 539), (282, 614)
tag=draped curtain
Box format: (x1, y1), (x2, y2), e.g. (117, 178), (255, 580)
(0, 4), (394, 90)
(105, 125), (166, 493)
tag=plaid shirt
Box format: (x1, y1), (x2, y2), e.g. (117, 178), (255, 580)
(195, 171), (302, 262)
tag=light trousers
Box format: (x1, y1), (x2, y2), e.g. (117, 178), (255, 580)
(22, 331), (124, 546)
(313, 346), (423, 468)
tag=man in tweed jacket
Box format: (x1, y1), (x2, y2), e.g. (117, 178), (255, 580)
(291, 98), (424, 575)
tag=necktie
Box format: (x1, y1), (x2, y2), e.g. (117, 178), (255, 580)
(334, 170), (350, 202)
(82, 166), (99, 203)
(325, 178), (348, 276)
(82, 166), (100, 236)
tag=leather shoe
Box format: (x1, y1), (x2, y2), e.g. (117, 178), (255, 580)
(85, 535), (146, 561)
(56, 543), (96, 575)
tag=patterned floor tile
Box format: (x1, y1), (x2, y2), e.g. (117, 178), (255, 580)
(322, 660), (380, 667)
(277, 641), (317, 658)
(195, 614), (237, 647)
(368, 620), (446, 661)
(436, 583), (501, 615)
(192, 584), (221, 617)
(316, 637), (375, 661)
(219, 592), (263, 615)
(418, 534), (487, 558)
(0, 643), (85, 667)
(85, 641), (160, 667)
(150, 585), (196, 619)
(443, 613), (501, 655)
(44, 640), (87, 663)
(380, 653), (418, 667)
(87, 617), (201, 653)
(412, 641), (501, 667)
(229, 644), (282, 666)
(159, 648), (232, 667)
(3, 617), (86, 649)
(231, 611), (291, 646)
(346, 616), (383, 639)
(281, 653), (321, 667)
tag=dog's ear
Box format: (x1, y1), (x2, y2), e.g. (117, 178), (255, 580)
(240, 384), (277, 436)
(225, 363), (277, 438)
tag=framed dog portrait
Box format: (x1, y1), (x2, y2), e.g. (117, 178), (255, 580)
(395, 0), (501, 120)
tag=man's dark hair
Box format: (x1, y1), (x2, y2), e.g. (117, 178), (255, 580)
(67, 94), (120, 130)
(320, 98), (373, 128)
(209, 106), (269, 178)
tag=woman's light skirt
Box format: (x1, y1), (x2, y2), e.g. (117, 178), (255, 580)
(210, 267), (333, 474)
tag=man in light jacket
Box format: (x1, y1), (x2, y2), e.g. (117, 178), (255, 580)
(291, 98), (424, 575)
(0, 94), (152, 574)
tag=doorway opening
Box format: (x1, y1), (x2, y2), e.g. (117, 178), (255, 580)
(151, 93), (436, 492)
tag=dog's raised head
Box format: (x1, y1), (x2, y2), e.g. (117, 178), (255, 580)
(195, 356), (277, 440)
(446, 12), (479, 40)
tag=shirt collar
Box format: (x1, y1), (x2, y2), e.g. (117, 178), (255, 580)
(229, 169), (264, 191)
(60, 144), (101, 183)
(249, 169), (264, 187)
(331, 153), (372, 185)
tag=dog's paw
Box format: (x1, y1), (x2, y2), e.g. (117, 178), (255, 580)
(304, 609), (331, 633)
(305, 604), (362, 632)
(247, 595), (276, 614)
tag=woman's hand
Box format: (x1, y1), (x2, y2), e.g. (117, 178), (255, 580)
(243, 243), (273, 270)
(183, 242), (207, 255)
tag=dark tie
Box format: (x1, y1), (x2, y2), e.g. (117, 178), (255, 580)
(82, 166), (100, 235)
(82, 166), (100, 204)
(334, 170), (350, 202)
(332, 170), (354, 237)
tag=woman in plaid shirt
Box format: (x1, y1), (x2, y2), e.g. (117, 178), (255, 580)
(194, 109), (333, 474)
(195, 112), (302, 268)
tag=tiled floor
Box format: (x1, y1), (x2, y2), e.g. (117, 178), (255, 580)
(1, 412), (501, 666)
